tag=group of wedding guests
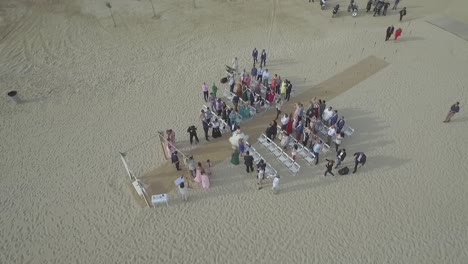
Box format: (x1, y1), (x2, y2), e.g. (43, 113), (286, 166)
(264, 97), (348, 165)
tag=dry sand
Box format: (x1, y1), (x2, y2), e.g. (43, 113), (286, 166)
(1, 0), (467, 263)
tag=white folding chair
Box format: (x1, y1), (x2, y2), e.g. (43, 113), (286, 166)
(272, 148), (282, 157)
(267, 140), (277, 152)
(283, 157), (293, 168)
(278, 152), (289, 163)
(289, 163), (300, 175)
(224, 89), (234, 101)
(343, 126), (355, 137)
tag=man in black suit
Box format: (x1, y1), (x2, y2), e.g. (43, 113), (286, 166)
(244, 151), (254, 173)
(353, 152), (367, 173)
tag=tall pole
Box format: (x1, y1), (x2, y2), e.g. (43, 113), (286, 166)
(149, 0), (157, 18)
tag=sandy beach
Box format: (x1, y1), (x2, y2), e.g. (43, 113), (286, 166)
(1, 0), (468, 263)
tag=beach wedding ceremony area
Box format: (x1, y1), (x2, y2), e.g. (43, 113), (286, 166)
(1, 0), (467, 263)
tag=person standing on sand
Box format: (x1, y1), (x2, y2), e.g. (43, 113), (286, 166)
(187, 156), (196, 178)
(252, 48), (258, 65)
(208, 92), (216, 112)
(353, 152), (367, 174)
(211, 83), (218, 97)
(394, 28), (402, 40)
(244, 151), (254, 173)
(251, 65), (258, 80)
(260, 49), (267, 67)
(319, 100), (326, 119)
(171, 151), (181, 171)
(272, 175), (280, 194)
(399, 7), (406, 21)
(229, 76), (235, 93)
(257, 66), (264, 82)
(392, 0), (400, 10)
(327, 125), (336, 146)
(187, 125), (199, 145)
(286, 80), (292, 101)
(386, 25), (394, 41)
(275, 98), (282, 120)
(324, 159), (335, 176)
(443, 102), (460, 123)
(335, 132), (344, 152)
(179, 182), (188, 202)
(335, 148), (346, 168)
(262, 69), (270, 88)
(202, 82), (209, 102)
(200, 111), (210, 141)
(313, 140), (323, 165)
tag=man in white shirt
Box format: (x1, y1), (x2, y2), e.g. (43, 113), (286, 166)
(257, 67), (264, 82)
(280, 113), (289, 130)
(322, 106), (333, 124)
(262, 69), (270, 87)
(327, 125), (336, 146)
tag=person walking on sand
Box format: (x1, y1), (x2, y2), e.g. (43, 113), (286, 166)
(386, 25), (394, 41)
(256, 159), (266, 190)
(187, 125), (199, 145)
(208, 92), (216, 112)
(399, 7), (406, 21)
(443, 102), (460, 123)
(202, 82), (209, 102)
(324, 159), (335, 176)
(392, 0), (400, 10)
(286, 80), (292, 101)
(244, 151), (254, 173)
(260, 49), (267, 67)
(335, 148), (346, 168)
(353, 152), (367, 174)
(257, 66), (263, 82)
(252, 48), (258, 65)
(272, 175), (280, 194)
(394, 27), (402, 40)
(179, 182), (188, 202)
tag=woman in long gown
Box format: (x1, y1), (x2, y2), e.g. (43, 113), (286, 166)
(201, 169), (210, 190)
(194, 162), (203, 184)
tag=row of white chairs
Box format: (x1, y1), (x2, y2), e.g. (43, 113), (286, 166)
(275, 125), (317, 165)
(223, 89), (257, 118)
(246, 143), (278, 179)
(258, 134), (301, 175)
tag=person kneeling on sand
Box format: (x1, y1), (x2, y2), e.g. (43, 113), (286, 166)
(272, 175), (280, 194)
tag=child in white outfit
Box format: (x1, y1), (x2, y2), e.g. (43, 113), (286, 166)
(272, 176), (280, 194)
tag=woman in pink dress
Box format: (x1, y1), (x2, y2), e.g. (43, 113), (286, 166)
(194, 162), (203, 184)
(201, 169), (210, 190)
